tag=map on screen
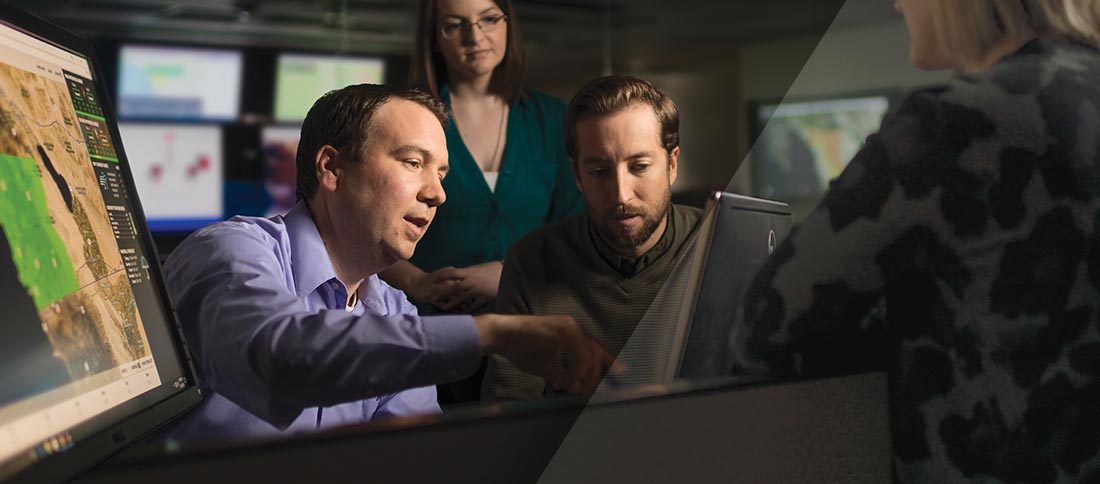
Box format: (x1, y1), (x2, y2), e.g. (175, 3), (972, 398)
(0, 24), (172, 470)
(753, 96), (889, 200)
(0, 63), (152, 406)
(0, 8), (207, 477)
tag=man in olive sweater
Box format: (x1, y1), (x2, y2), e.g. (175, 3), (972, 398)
(482, 76), (702, 401)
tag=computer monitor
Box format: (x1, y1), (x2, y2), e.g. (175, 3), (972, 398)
(116, 44), (243, 122)
(273, 53), (385, 122)
(116, 123), (223, 233)
(260, 125), (300, 217)
(664, 192), (792, 383)
(0, 4), (201, 482)
(751, 94), (890, 200)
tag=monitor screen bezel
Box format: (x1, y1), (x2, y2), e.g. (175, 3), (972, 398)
(0, 4), (202, 483)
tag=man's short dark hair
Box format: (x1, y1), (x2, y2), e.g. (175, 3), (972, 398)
(295, 84), (449, 201)
(565, 76), (680, 175)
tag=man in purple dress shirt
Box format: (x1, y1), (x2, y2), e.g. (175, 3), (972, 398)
(163, 85), (615, 440)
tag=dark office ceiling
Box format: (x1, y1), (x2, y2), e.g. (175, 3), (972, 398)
(7, 0), (897, 58)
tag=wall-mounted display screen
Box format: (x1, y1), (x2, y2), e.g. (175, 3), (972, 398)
(117, 45), (243, 121)
(751, 95), (890, 200)
(274, 53), (384, 122)
(261, 126), (300, 217)
(117, 123), (223, 232)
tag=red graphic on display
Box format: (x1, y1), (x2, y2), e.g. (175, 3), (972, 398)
(146, 131), (212, 184)
(187, 156), (211, 178)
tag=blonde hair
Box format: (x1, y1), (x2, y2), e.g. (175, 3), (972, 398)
(930, 0), (1100, 66)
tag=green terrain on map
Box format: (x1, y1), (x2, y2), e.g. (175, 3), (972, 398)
(0, 154), (79, 309)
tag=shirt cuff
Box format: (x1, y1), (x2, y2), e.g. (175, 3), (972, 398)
(421, 314), (482, 383)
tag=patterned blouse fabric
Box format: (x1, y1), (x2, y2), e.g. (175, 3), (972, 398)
(737, 38), (1100, 483)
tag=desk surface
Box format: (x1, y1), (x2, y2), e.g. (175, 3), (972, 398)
(77, 372), (892, 484)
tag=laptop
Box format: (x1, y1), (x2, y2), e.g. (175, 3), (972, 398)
(663, 191), (792, 383)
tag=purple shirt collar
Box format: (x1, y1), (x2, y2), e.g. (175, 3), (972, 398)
(282, 201), (340, 299)
(281, 201), (393, 310)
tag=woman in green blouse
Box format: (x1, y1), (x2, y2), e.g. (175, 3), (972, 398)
(382, 0), (583, 316)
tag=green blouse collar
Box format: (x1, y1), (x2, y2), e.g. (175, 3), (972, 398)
(439, 83), (520, 198)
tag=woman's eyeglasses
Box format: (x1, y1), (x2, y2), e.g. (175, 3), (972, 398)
(439, 14), (507, 39)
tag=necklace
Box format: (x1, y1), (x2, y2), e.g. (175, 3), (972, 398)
(487, 102), (507, 172)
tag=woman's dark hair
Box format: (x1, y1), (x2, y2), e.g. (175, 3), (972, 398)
(410, 0), (527, 104)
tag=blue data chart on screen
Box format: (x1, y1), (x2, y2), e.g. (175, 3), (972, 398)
(117, 45), (242, 122)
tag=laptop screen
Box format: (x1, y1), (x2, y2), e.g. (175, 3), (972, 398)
(0, 5), (200, 482)
(595, 192), (791, 388)
(667, 192), (792, 382)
